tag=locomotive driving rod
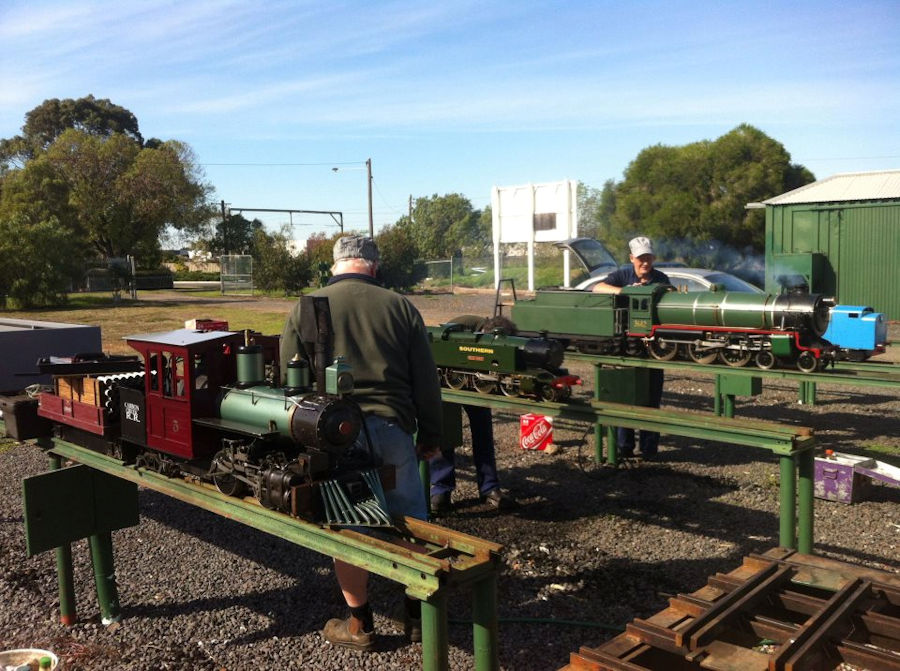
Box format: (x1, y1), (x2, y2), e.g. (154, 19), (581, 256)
(440, 389), (816, 554)
(36, 437), (503, 671)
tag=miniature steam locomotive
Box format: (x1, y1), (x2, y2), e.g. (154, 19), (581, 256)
(18, 302), (394, 527)
(507, 284), (839, 372)
(427, 323), (581, 401)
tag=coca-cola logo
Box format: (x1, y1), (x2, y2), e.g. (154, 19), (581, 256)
(521, 420), (551, 450)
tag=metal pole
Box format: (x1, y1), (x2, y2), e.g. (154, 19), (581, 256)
(472, 574), (499, 671)
(724, 394), (735, 418)
(797, 449), (815, 554)
(779, 456), (797, 549)
(89, 531), (121, 623)
(366, 158), (374, 238)
(49, 454), (77, 625)
(421, 591), (449, 671)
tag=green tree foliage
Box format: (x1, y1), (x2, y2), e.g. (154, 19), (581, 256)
(0, 215), (81, 308)
(0, 97), (214, 280)
(611, 124), (814, 252)
(405, 193), (480, 259)
(376, 223), (427, 290)
(251, 227), (311, 294)
(305, 231), (344, 287)
(208, 213), (263, 256)
(0, 95), (143, 167)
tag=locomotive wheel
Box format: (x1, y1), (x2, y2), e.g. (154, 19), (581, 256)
(624, 338), (644, 357)
(444, 370), (468, 390)
(473, 378), (497, 394)
(755, 350), (777, 370)
(500, 378), (518, 397)
(213, 472), (247, 497)
(648, 339), (679, 361)
(796, 351), (819, 373)
(719, 348), (752, 368)
(548, 385), (571, 402)
(686, 343), (718, 365)
(538, 384), (562, 401)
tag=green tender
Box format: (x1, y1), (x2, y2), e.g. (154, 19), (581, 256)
(510, 290), (619, 338)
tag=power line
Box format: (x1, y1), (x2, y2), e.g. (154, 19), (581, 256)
(200, 160), (364, 167)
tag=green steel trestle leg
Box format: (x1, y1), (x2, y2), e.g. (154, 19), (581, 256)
(797, 449), (815, 554)
(89, 531), (121, 623)
(48, 454), (77, 625)
(594, 423), (617, 465)
(779, 456), (797, 549)
(798, 380), (817, 406)
(472, 573), (499, 671)
(594, 423), (618, 465)
(778, 451), (815, 552)
(594, 424), (604, 464)
(712, 379), (735, 417)
(421, 591), (449, 671)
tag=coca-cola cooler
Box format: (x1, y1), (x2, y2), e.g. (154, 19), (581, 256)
(520, 413), (553, 451)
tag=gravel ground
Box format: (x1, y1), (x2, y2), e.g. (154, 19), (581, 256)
(1, 290), (898, 670)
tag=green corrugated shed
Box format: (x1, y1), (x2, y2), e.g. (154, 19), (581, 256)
(757, 170), (900, 320)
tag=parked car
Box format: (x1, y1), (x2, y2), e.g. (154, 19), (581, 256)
(554, 238), (764, 293)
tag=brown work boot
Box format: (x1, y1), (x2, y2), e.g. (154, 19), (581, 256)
(322, 614), (376, 651)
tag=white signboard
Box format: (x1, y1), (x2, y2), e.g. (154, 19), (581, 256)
(491, 180), (578, 290)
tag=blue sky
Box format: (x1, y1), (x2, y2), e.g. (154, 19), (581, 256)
(2, 0), (899, 243)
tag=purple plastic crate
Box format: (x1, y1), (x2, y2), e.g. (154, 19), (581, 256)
(814, 453), (874, 504)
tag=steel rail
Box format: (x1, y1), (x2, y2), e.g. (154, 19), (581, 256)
(29, 436), (502, 671)
(440, 389), (815, 552)
(42, 438), (499, 599)
(564, 352), (900, 390)
(441, 389), (812, 455)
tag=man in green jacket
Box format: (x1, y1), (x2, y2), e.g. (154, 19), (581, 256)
(280, 235), (442, 651)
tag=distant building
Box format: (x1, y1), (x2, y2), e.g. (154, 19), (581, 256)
(753, 170), (900, 319)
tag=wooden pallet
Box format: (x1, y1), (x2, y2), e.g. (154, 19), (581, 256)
(561, 548), (900, 671)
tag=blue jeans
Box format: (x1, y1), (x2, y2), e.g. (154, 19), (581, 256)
(618, 369), (664, 457)
(430, 405), (500, 497)
(358, 415), (427, 521)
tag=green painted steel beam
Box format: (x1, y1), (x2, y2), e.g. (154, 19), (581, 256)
(44, 440), (498, 601)
(440, 389), (813, 456)
(565, 352), (900, 390)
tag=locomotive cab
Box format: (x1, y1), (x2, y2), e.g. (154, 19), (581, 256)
(125, 329), (243, 460)
(622, 284), (674, 336)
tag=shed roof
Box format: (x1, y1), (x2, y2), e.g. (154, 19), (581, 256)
(760, 169), (900, 206)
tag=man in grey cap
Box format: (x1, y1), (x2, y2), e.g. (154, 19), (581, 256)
(280, 234), (442, 651)
(591, 236), (670, 460)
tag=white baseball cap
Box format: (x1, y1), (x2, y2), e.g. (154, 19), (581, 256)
(629, 236), (654, 257)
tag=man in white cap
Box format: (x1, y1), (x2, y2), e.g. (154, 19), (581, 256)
(590, 236), (670, 294)
(591, 236), (670, 460)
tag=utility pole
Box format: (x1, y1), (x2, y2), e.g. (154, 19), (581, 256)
(220, 200), (229, 254)
(366, 158), (374, 238)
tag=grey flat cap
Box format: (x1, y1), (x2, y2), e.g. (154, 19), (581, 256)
(333, 235), (380, 263)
